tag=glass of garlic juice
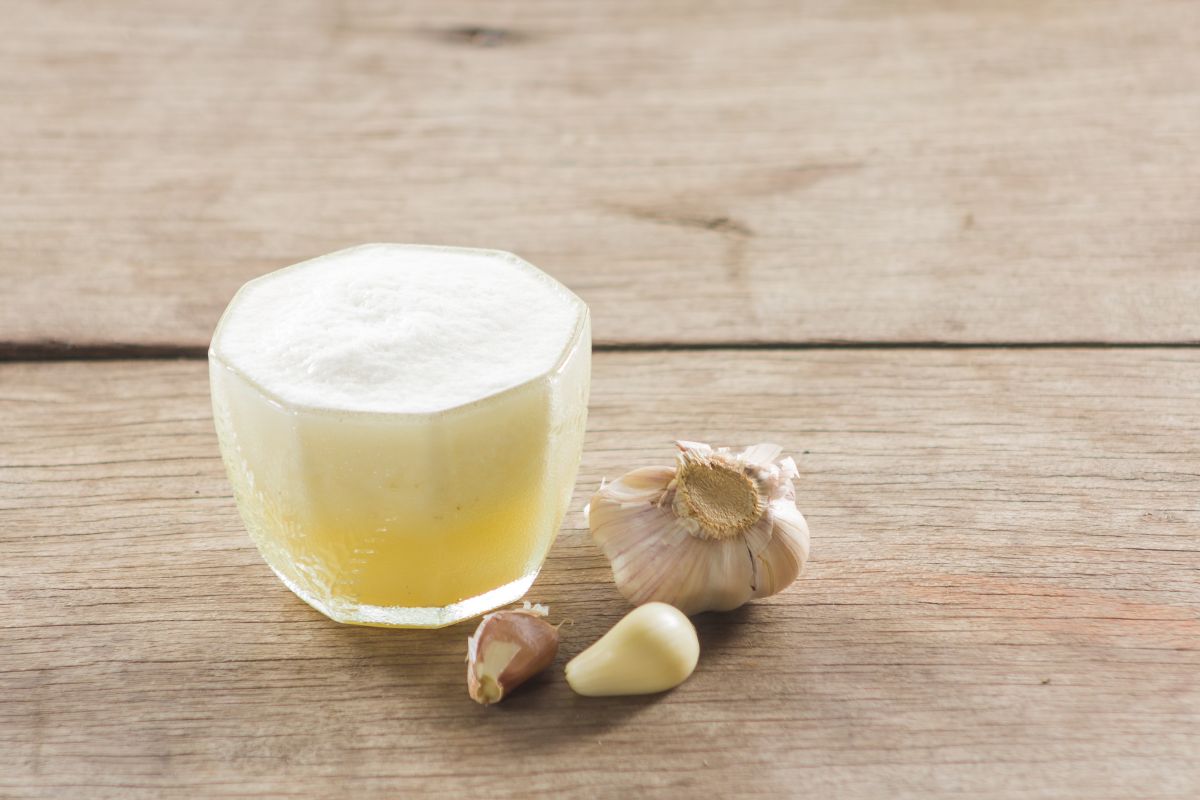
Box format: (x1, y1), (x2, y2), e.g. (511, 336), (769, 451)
(208, 244), (590, 627)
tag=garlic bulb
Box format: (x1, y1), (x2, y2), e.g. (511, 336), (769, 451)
(587, 441), (810, 615)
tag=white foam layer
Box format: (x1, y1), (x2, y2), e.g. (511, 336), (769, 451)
(212, 244), (584, 414)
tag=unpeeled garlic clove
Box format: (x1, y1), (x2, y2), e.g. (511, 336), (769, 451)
(588, 441), (811, 615)
(467, 604), (559, 705)
(565, 602), (699, 697)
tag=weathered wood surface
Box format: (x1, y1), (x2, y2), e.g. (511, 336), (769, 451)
(2, 352), (1198, 798)
(4, 0), (1200, 352)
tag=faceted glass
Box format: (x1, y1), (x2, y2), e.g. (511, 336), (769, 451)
(209, 246), (590, 627)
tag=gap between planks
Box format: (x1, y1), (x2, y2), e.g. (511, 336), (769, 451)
(3, 340), (1200, 363)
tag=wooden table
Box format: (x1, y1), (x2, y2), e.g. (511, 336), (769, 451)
(2, 2), (1198, 797)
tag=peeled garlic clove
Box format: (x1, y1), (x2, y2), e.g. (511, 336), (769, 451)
(565, 602), (699, 697)
(588, 441), (810, 615)
(467, 605), (559, 705)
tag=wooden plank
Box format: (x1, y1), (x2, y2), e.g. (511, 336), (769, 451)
(1, 351), (1198, 798)
(3, 0), (1200, 351)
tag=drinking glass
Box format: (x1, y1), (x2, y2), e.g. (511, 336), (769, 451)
(209, 246), (590, 627)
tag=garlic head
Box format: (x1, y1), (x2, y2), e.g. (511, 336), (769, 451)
(587, 441), (810, 615)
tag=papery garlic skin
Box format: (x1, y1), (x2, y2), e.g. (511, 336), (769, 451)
(467, 603), (559, 705)
(588, 442), (810, 616)
(565, 602), (699, 697)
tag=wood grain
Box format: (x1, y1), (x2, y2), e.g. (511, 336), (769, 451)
(4, 0), (1200, 351)
(2, 352), (1198, 798)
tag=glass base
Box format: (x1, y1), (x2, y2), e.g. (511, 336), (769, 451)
(268, 567), (540, 628)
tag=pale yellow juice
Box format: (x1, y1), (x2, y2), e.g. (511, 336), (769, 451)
(209, 244), (590, 627)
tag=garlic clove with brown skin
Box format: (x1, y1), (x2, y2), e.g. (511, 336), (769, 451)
(587, 441), (810, 616)
(467, 603), (559, 705)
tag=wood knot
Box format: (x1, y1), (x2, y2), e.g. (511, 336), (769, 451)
(438, 25), (524, 48)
